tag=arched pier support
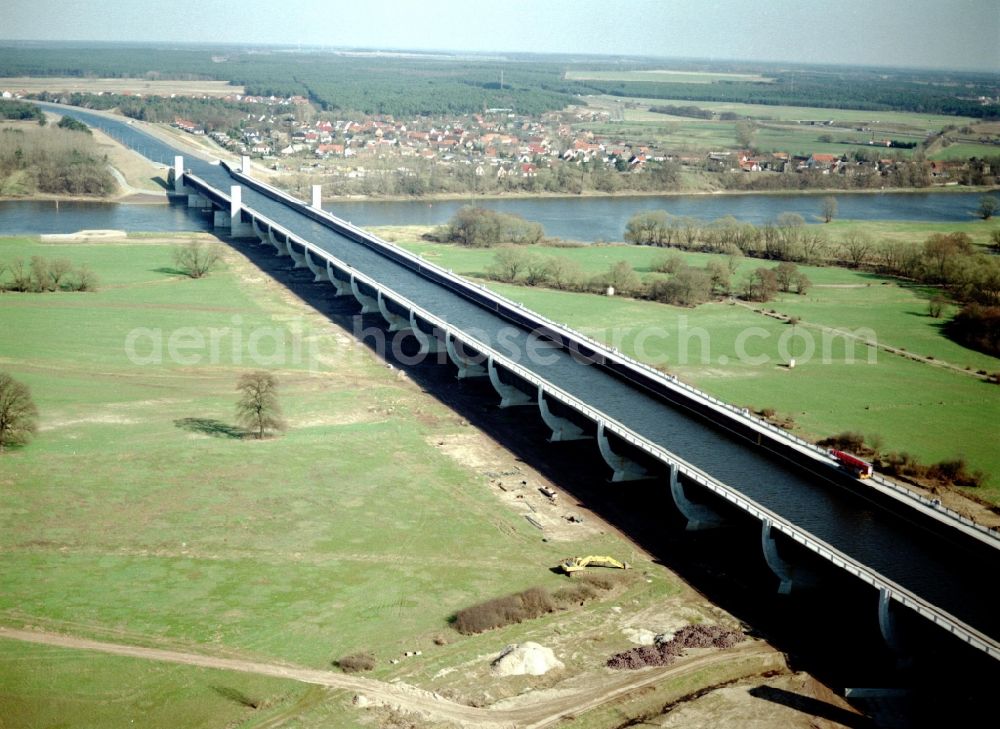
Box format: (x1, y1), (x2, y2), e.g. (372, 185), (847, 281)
(303, 248), (326, 281)
(377, 291), (410, 332)
(597, 422), (649, 482)
(410, 311), (443, 354)
(669, 463), (725, 530)
(350, 275), (379, 314)
(487, 357), (534, 408)
(252, 218), (269, 245)
(325, 261), (351, 296)
(761, 518), (819, 594)
(878, 588), (912, 665)
(284, 238), (307, 268)
(446, 333), (486, 379)
(267, 226), (287, 256)
(538, 386), (589, 441)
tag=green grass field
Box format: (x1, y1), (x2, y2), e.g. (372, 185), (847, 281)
(0, 235), (687, 727)
(0, 640), (325, 729)
(577, 116), (924, 157)
(929, 142), (1000, 161)
(586, 94), (976, 129)
(386, 231), (1000, 498)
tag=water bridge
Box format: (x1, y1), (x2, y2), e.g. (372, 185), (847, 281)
(43, 105), (1000, 662)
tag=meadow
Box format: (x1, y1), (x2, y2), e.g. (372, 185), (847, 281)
(585, 94), (978, 129)
(385, 228), (1000, 499)
(0, 77), (244, 97)
(0, 234), (692, 726)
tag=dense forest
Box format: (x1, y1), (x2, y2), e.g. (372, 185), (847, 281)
(2, 45), (997, 119)
(0, 123), (117, 196)
(578, 74), (999, 119)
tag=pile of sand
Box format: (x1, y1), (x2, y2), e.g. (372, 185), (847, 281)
(491, 642), (564, 677)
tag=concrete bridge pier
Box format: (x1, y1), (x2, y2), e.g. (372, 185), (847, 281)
(410, 311), (444, 355)
(445, 333), (486, 379)
(186, 191), (212, 209)
(311, 184), (322, 210)
(228, 186), (256, 238)
(212, 208), (231, 231)
(487, 357), (534, 408)
(325, 261), (351, 296)
(377, 291), (410, 331)
(538, 386), (589, 441)
(172, 155), (187, 194)
(669, 463), (725, 530)
(350, 274), (379, 314)
(596, 422), (649, 482)
(252, 218), (270, 245)
(266, 226), (288, 256)
(761, 518), (819, 594)
(302, 248), (326, 281)
(284, 238), (308, 268)
(878, 588), (913, 666)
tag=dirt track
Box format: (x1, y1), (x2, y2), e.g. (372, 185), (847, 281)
(0, 627), (779, 728)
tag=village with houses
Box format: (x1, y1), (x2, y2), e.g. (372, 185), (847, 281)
(165, 92), (997, 196)
(3, 83), (996, 197)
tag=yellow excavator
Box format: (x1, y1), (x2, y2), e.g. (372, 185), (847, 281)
(557, 555), (630, 574)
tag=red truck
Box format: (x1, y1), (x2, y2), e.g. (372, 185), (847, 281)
(830, 449), (874, 479)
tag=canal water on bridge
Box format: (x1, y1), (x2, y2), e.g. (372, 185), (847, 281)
(45, 103), (1000, 644)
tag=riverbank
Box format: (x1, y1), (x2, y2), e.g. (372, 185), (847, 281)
(0, 191), (168, 204)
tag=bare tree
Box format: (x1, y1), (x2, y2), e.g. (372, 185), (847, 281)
(30, 256), (53, 292)
(486, 246), (531, 283)
(523, 254), (554, 287)
(735, 120), (757, 150)
(235, 371), (286, 440)
(547, 257), (584, 290)
(840, 231), (873, 268)
(774, 262), (799, 292)
(602, 260), (641, 295)
(5, 259), (31, 292)
(799, 229), (829, 264)
(741, 267), (779, 302)
(928, 295), (946, 318)
(70, 265), (99, 292)
(978, 195), (997, 220)
(48, 258), (74, 289)
(820, 196), (838, 223)
(173, 240), (222, 279)
(0, 372), (39, 452)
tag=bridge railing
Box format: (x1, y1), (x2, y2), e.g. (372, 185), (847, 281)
(212, 164), (1000, 547)
(184, 172), (1000, 660)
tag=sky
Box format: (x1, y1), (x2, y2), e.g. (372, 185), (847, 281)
(4, 0), (999, 72)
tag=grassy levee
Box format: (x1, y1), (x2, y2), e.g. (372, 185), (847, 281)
(0, 235), (682, 726)
(387, 231), (1000, 501)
